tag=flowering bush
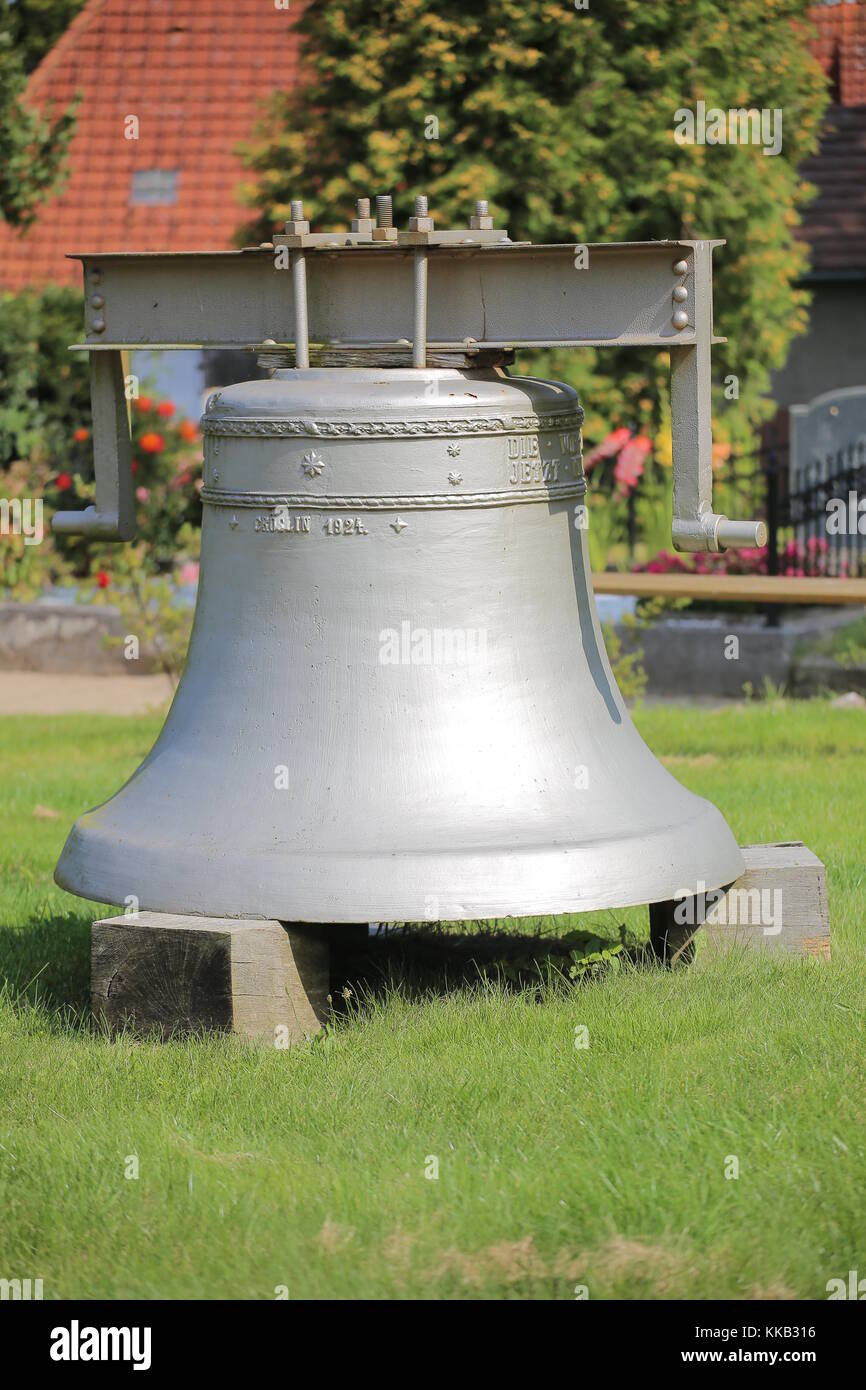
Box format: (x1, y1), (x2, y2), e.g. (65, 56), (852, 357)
(66, 394), (204, 572)
(70, 393), (204, 682)
(638, 546), (769, 577)
(0, 458), (63, 598)
(637, 536), (839, 580)
(584, 428), (652, 499)
(779, 536), (841, 578)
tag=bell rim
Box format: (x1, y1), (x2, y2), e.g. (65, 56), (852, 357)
(55, 802), (745, 926)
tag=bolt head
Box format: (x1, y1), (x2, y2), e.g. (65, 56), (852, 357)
(672, 309), (690, 330)
(672, 285), (688, 302)
(91, 317), (106, 334)
(672, 258), (689, 276)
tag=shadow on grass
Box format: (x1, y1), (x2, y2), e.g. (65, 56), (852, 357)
(0, 913), (656, 1035)
(327, 920), (653, 1015)
(0, 910), (93, 1025)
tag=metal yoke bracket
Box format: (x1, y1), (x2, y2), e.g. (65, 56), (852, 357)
(58, 210), (766, 551)
(669, 240), (766, 553)
(52, 350), (135, 541)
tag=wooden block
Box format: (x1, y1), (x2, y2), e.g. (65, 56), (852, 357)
(700, 842), (830, 960)
(92, 914), (330, 1043)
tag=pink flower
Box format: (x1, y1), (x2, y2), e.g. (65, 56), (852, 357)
(136, 487), (150, 502)
(584, 427), (632, 472)
(614, 434), (651, 494)
(178, 561), (199, 586)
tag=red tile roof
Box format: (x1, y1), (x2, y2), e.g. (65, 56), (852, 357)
(0, 0), (303, 291)
(809, 1), (866, 107)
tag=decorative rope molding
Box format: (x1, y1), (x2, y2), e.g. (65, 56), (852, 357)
(201, 481), (587, 511)
(200, 411), (585, 440)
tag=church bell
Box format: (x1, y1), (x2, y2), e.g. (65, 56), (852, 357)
(53, 202), (767, 925)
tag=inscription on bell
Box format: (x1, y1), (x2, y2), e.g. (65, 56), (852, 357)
(507, 431), (581, 486)
(255, 509), (312, 534)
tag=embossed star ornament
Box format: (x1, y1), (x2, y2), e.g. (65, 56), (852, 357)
(302, 450), (324, 477)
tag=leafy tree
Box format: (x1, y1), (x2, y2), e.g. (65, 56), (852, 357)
(239, 0), (829, 464)
(7, 0), (88, 75)
(0, 286), (89, 466)
(0, 0), (81, 227)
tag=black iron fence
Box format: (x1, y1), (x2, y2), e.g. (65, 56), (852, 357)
(716, 437), (866, 579)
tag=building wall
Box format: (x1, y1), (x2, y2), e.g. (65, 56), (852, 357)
(771, 281), (866, 408)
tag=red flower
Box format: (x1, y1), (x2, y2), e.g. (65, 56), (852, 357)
(135, 396), (154, 412)
(56, 472), (73, 490)
(584, 427), (632, 472)
(131, 460), (138, 474)
(139, 432), (165, 454)
(73, 427), (89, 443)
(641, 549), (688, 575)
(613, 434), (651, 495)
(96, 570), (110, 589)
(178, 419), (198, 441)
(156, 400), (175, 417)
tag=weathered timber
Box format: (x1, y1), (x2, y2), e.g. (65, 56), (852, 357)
(92, 914), (330, 1043)
(592, 572), (866, 606)
(701, 842), (830, 960)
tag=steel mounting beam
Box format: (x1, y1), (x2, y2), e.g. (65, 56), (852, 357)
(58, 237), (764, 553)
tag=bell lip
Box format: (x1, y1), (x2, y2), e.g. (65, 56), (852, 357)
(53, 806), (745, 925)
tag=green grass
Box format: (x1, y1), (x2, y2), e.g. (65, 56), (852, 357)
(1, 701), (864, 1300)
(798, 613), (866, 669)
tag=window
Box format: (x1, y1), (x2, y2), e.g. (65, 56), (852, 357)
(129, 170), (179, 206)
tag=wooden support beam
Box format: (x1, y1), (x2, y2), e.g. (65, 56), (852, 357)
(649, 842), (830, 965)
(592, 572), (866, 606)
(701, 842), (830, 960)
(91, 914), (330, 1043)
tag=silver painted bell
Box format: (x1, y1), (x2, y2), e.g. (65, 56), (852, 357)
(55, 366), (743, 921)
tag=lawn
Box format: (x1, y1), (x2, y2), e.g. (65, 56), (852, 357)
(0, 701), (864, 1300)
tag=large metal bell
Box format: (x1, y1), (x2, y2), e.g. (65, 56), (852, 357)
(55, 367), (743, 921)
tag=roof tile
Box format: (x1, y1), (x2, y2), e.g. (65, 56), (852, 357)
(809, 1), (866, 107)
(0, 0), (303, 290)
